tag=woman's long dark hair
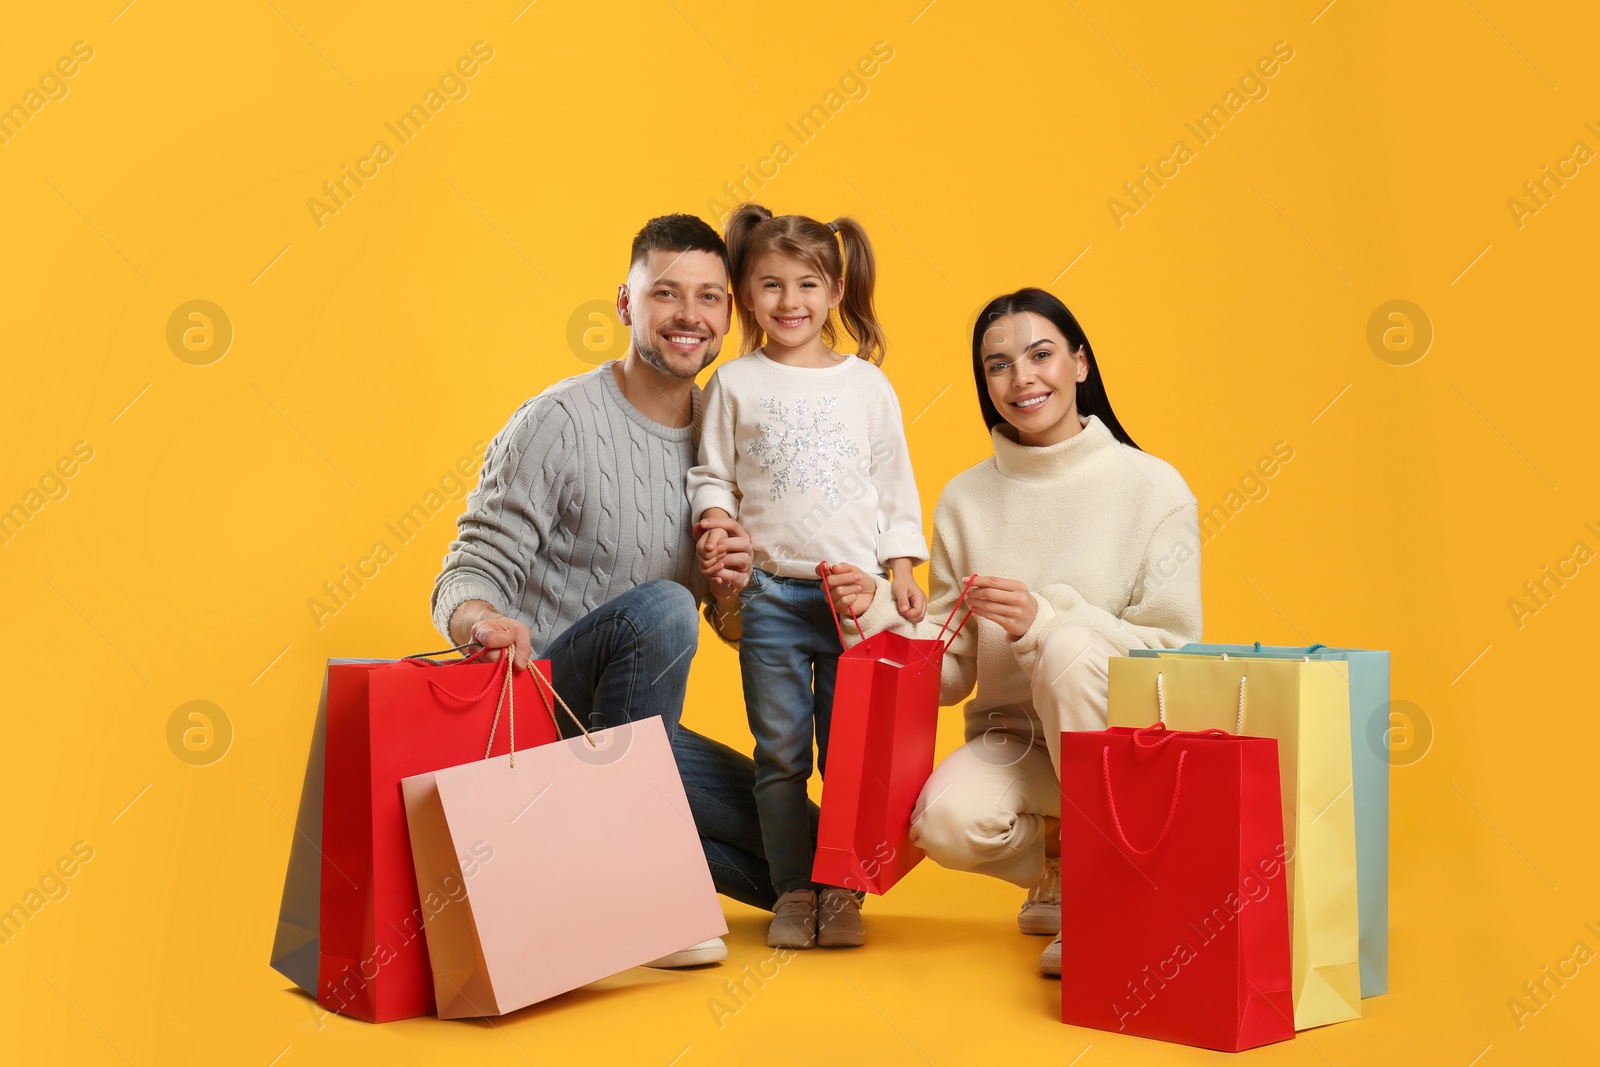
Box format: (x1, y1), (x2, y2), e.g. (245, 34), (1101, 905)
(970, 287), (1139, 450)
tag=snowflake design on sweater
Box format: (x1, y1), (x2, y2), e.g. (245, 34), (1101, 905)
(746, 394), (859, 505)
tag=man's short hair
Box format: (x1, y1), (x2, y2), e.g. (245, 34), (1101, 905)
(629, 214), (731, 277)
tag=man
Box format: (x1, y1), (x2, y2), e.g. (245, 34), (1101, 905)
(432, 214), (813, 967)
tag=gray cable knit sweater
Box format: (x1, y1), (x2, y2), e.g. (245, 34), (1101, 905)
(431, 363), (706, 652)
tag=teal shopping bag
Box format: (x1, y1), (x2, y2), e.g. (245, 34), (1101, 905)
(1130, 642), (1389, 998)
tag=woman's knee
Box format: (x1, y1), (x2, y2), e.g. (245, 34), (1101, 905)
(910, 789), (1022, 873)
(1034, 626), (1109, 689)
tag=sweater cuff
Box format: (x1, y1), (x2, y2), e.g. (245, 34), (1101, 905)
(877, 529), (930, 567)
(691, 486), (741, 520)
(1009, 593), (1061, 678)
(431, 572), (511, 644)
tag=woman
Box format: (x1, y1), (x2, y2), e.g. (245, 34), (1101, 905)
(823, 288), (1203, 976)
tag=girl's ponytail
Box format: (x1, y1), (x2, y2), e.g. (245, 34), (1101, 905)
(830, 217), (885, 365)
(725, 202), (774, 354)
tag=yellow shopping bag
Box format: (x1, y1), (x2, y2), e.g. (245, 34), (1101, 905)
(1107, 655), (1361, 1030)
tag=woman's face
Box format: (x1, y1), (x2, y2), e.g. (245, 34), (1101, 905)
(979, 311), (1089, 446)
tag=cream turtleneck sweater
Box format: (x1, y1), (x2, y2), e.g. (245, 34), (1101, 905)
(847, 414), (1203, 727)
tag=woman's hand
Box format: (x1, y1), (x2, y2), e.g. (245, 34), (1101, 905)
(822, 562), (876, 619)
(965, 575), (1038, 639)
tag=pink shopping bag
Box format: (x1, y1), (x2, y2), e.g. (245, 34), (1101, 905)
(400, 669), (726, 1017)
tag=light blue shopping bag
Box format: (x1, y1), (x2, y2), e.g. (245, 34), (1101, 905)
(1130, 642), (1389, 998)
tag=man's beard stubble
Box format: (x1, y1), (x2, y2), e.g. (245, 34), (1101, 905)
(634, 330), (721, 380)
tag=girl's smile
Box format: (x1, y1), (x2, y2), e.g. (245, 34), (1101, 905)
(743, 250), (844, 364)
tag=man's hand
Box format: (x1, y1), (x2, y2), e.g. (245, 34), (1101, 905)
(694, 511), (753, 600)
(448, 600), (533, 670)
(822, 562), (876, 620)
(965, 576), (1038, 640)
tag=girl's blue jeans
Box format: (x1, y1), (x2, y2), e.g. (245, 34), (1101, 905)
(737, 569), (844, 895)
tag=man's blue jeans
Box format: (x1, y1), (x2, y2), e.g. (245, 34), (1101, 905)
(542, 578), (814, 911)
(736, 569), (842, 896)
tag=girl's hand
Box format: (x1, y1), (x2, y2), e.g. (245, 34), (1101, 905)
(696, 525), (727, 576)
(695, 512), (754, 599)
(822, 562), (875, 619)
(891, 572), (927, 623)
(965, 575), (1037, 639)
(695, 508), (732, 577)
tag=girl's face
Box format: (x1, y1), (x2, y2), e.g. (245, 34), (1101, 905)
(742, 250), (843, 352)
(979, 311), (1089, 446)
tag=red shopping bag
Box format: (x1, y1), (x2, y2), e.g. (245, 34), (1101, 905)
(811, 572), (974, 894)
(318, 647), (559, 1022)
(1060, 725), (1295, 1051)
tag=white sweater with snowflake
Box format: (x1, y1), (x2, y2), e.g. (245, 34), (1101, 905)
(687, 351), (928, 578)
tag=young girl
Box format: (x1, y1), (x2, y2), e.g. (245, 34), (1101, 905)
(687, 203), (927, 950)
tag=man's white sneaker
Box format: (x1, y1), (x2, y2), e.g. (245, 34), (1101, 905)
(1018, 856), (1061, 936)
(643, 937), (727, 969)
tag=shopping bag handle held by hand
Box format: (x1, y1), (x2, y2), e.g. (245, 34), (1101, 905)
(479, 657), (597, 767)
(817, 562), (868, 647)
(907, 574), (980, 671)
(815, 563), (978, 655)
(402, 642), (489, 663)
(482, 653), (520, 767)
(1154, 670), (1248, 734)
(397, 642), (514, 706)
(934, 573), (980, 652)
(1102, 746), (1187, 855)
(526, 667), (595, 749)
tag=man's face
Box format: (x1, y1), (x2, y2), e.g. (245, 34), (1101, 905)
(617, 249), (730, 380)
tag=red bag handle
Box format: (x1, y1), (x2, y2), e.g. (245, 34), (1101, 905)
(816, 562), (867, 647)
(422, 654), (510, 706)
(1131, 722), (1232, 749)
(935, 573), (980, 652)
(1101, 745), (1187, 856)
(385, 642), (595, 765)
(815, 564), (978, 654)
(391, 642), (506, 704)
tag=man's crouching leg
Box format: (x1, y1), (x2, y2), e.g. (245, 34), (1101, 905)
(545, 580), (699, 737)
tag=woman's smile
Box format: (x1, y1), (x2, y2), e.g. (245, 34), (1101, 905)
(1010, 390), (1052, 412)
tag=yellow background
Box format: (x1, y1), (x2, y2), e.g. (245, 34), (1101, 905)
(2, 0), (1594, 1063)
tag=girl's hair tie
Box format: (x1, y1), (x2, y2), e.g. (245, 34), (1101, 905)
(826, 220), (840, 234)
